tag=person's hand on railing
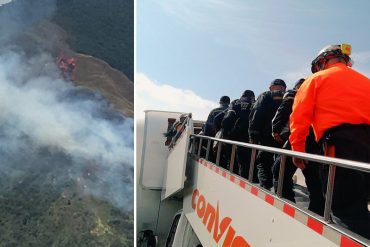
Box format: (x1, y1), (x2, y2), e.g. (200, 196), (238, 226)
(293, 157), (307, 170)
(272, 132), (284, 144)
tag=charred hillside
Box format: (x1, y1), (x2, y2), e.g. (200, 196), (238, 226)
(53, 0), (134, 81)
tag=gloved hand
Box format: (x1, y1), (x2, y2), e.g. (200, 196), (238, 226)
(249, 139), (257, 144)
(293, 157), (307, 170)
(272, 132), (284, 144)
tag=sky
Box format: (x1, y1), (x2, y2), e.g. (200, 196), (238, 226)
(137, 0), (370, 120)
(0, 0), (12, 6)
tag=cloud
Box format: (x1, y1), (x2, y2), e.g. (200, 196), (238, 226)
(155, 0), (279, 57)
(156, 1), (262, 47)
(352, 51), (370, 63)
(282, 50), (370, 86)
(136, 73), (218, 120)
(351, 51), (370, 76)
(155, 1), (317, 46)
(0, 0), (12, 6)
(282, 67), (311, 88)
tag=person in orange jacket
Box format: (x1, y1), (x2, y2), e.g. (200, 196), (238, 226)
(289, 44), (370, 239)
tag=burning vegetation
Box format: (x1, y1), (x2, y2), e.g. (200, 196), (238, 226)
(57, 54), (76, 81)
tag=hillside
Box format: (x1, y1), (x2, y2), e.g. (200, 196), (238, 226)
(0, 1), (134, 246)
(0, 0), (134, 117)
(53, 0), (134, 81)
(74, 53), (134, 117)
(0, 153), (134, 246)
(17, 19), (134, 118)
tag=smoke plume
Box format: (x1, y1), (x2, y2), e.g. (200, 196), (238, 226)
(0, 0), (56, 43)
(0, 48), (134, 211)
(0, 0), (134, 213)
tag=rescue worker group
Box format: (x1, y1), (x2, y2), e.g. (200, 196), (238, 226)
(200, 44), (370, 239)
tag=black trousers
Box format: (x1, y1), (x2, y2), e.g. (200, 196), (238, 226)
(321, 124), (370, 239)
(237, 146), (259, 182)
(209, 141), (232, 170)
(272, 141), (325, 216)
(256, 137), (281, 189)
(219, 143), (231, 170)
(200, 139), (215, 162)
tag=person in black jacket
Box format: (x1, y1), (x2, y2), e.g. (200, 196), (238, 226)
(249, 79), (286, 189)
(204, 96), (230, 137)
(203, 96), (230, 163)
(222, 90), (256, 179)
(211, 98), (234, 169)
(272, 78), (324, 215)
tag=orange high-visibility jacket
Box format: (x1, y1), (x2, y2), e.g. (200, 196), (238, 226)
(289, 63), (370, 152)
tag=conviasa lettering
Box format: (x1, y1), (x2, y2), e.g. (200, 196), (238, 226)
(192, 189), (250, 247)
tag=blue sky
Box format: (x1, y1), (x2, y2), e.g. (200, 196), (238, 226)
(137, 0), (370, 119)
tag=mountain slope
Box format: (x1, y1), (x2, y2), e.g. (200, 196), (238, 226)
(0, 1), (134, 246)
(18, 20), (134, 117)
(53, 0), (134, 81)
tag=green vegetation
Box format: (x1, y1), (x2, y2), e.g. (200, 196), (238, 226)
(0, 162), (134, 247)
(53, 0), (134, 81)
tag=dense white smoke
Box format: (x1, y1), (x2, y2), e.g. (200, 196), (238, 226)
(0, 49), (134, 210)
(0, 0), (56, 43)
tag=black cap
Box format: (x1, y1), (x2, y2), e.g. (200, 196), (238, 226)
(219, 96), (230, 105)
(242, 90), (255, 98)
(294, 78), (305, 89)
(270, 79), (286, 88)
